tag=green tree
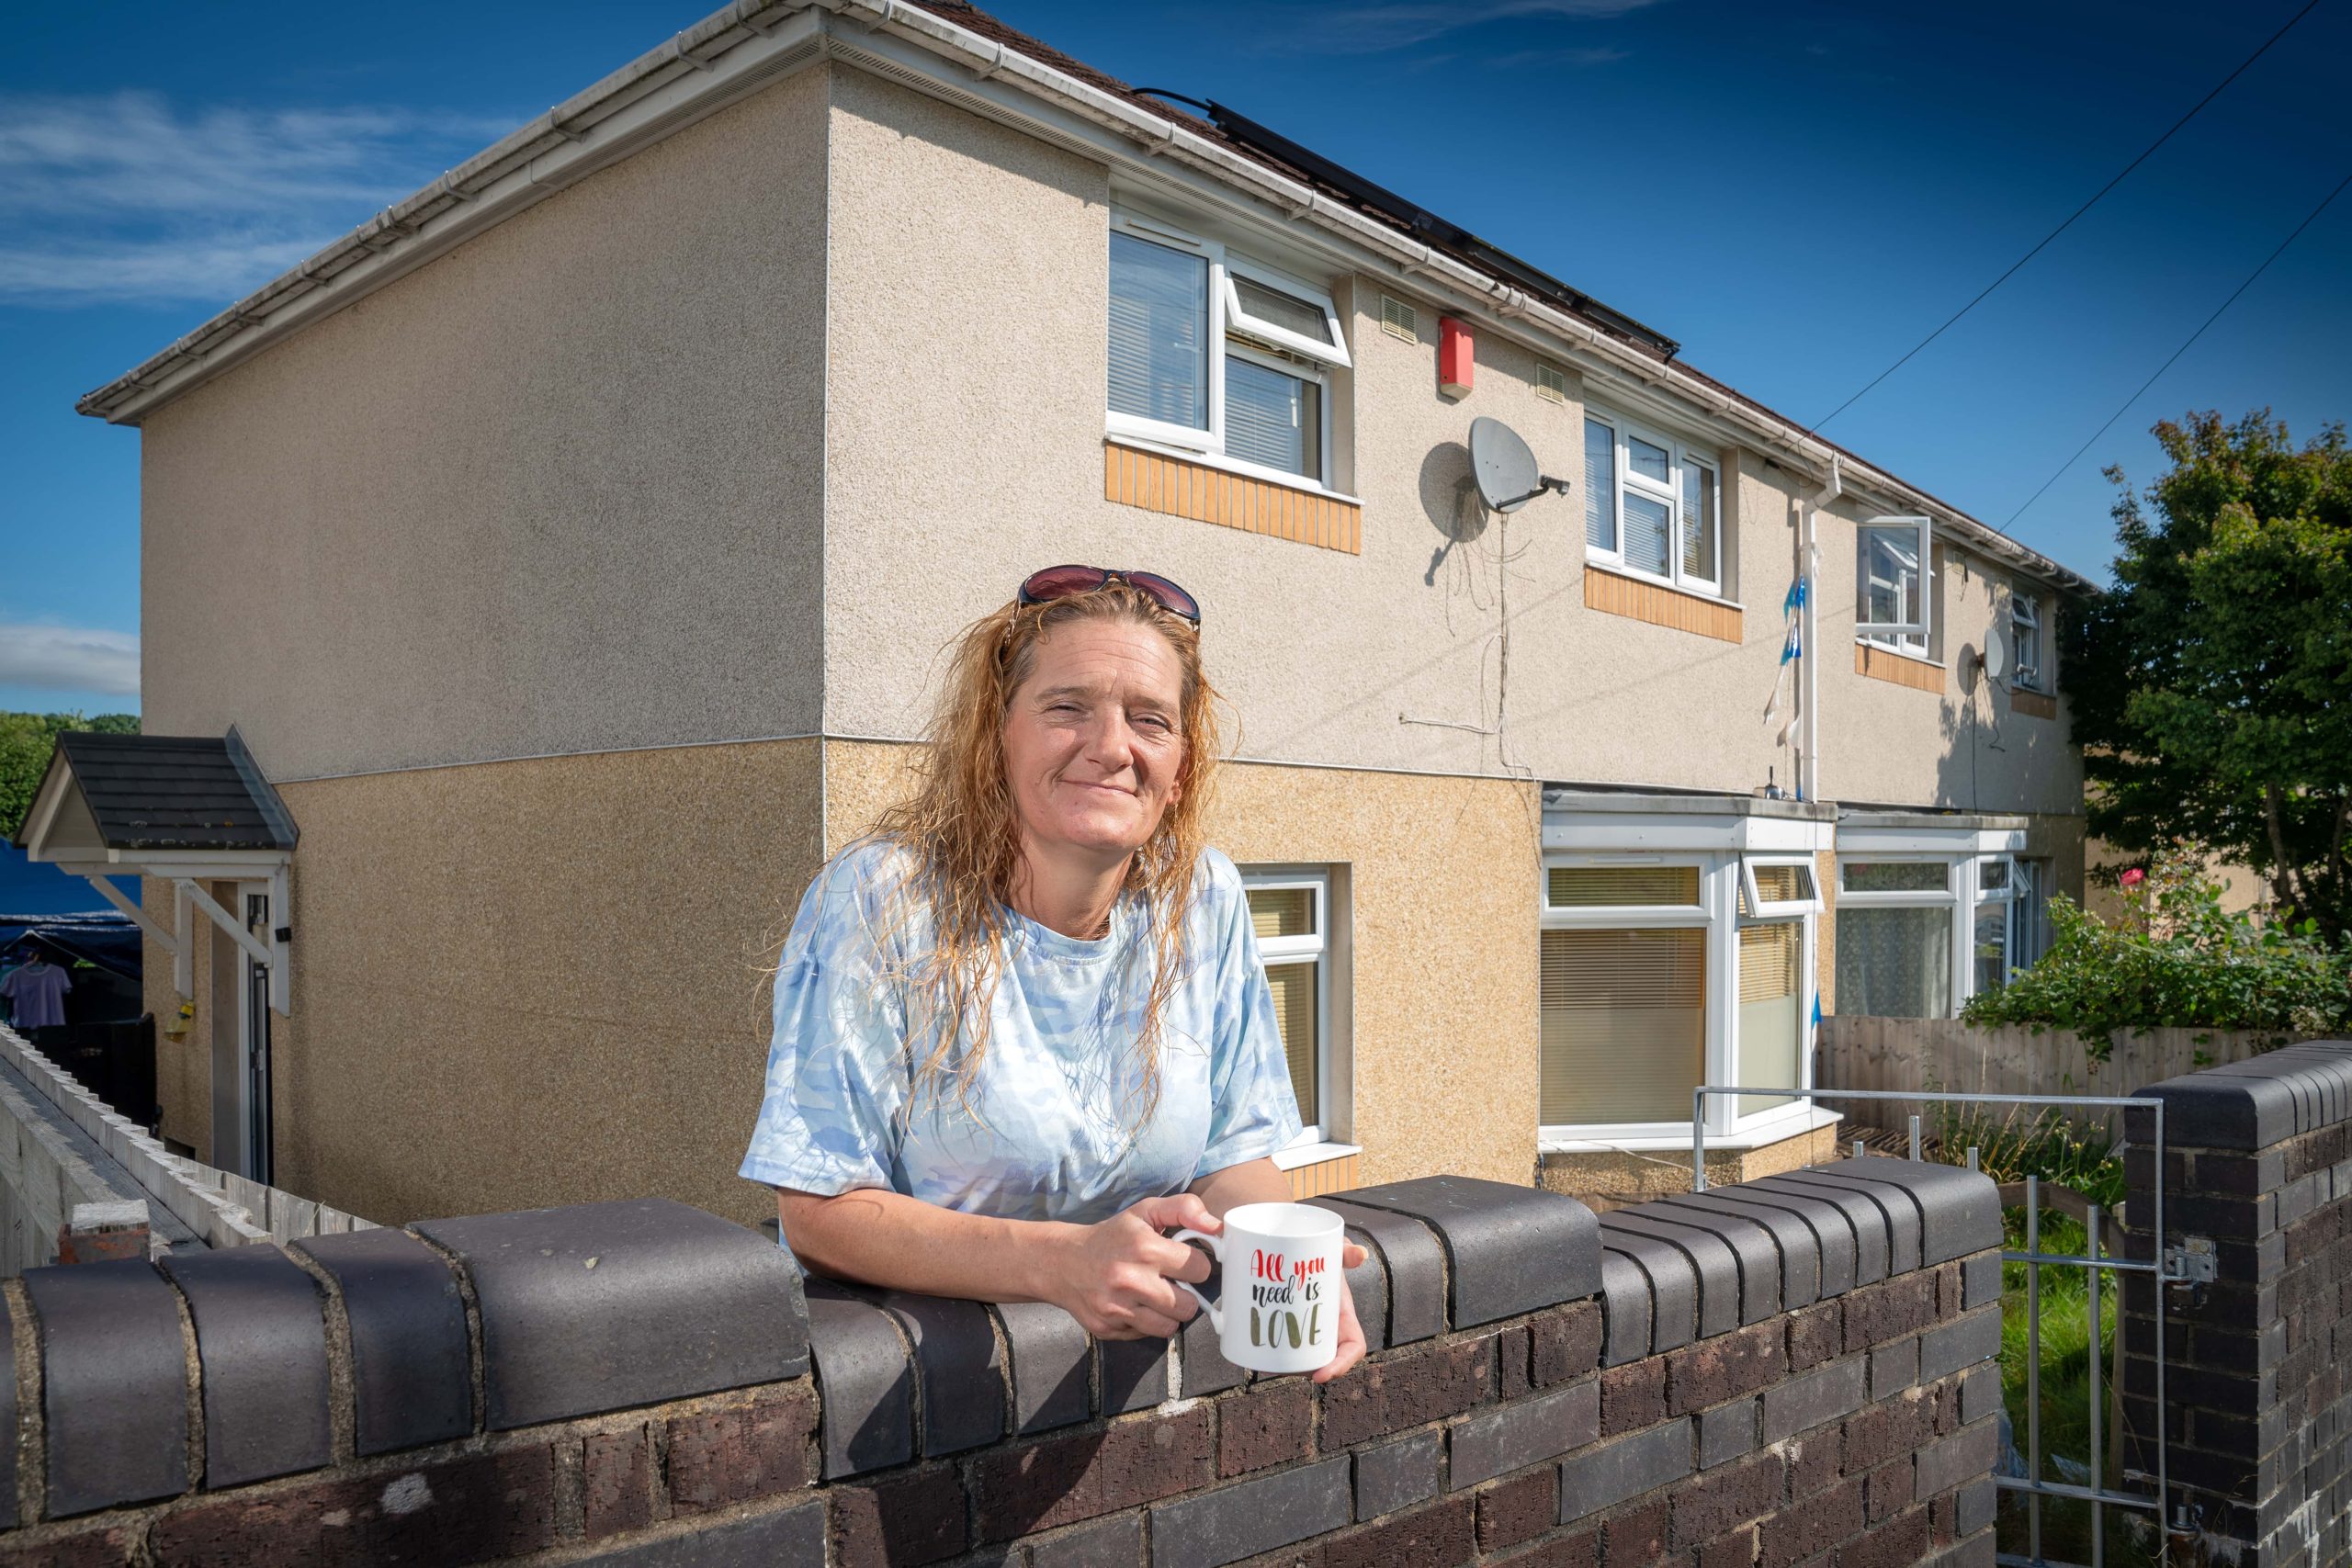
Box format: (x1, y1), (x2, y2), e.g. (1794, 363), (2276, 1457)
(2066, 411), (2352, 942)
(0, 712), (141, 839)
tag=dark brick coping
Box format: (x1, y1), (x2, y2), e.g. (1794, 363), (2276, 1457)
(0, 1159), (2008, 1564)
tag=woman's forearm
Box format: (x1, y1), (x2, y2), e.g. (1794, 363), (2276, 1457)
(778, 1187), (1069, 1302)
(1188, 1156), (1293, 1215)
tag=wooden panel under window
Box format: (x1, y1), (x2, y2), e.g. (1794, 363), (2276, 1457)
(1103, 441), (1361, 554)
(2011, 688), (2058, 720)
(1285, 1152), (1360, 1199)
(1855, 642), (1944, 692)
(1584, 565), (1741, 641)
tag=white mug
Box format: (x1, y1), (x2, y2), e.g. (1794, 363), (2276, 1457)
(1170, 1201), (1344, 1374)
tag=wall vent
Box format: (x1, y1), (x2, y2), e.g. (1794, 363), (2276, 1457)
(1536, 361), (1570, 404)
(1380, 295), (1418, 343)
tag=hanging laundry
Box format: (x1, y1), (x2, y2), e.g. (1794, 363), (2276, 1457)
(0, 955), (73, 1030)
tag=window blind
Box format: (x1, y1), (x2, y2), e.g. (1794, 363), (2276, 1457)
(1681, 464), (1716, 582)
(1836, 906), (1952, 1018)
(1109, 232), (1208, 430)
(1736, 921), (1801, 1115)
(1248, 887), (1316, 940)
(1264, 959), (1318, 1124)
(1584, 419), (1616, 551)
(1540, 927), (1705, 1124)
(1548, 865), (1701, 908)
(1753, 864), (1813, 904)
(1225, 355), (1314, 477)
(1623, 492), (1672, 578)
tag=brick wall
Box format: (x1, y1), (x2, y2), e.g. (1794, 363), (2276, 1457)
(0, 1162), (2003, 1566)
(2124, 1039), (2352, 1567)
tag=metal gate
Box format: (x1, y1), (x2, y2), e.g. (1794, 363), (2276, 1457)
(1691, 1084), (2188, 1567)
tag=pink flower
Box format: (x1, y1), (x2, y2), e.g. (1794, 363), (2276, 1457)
(2120, 867), (2146, 888)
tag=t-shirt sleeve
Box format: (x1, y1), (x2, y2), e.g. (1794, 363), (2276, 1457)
(739, 849), (912, 1196)
(1193, 866), (1306, 1179)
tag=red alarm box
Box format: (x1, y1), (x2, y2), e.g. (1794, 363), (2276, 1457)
(1439, 315), (1473, 399)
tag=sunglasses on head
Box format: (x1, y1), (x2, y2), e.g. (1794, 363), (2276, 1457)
(1016, 565), (1201, 626)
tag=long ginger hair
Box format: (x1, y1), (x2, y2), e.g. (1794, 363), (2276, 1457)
(865, 581), (1223, 1134)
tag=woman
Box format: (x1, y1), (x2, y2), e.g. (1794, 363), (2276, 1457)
(741, 565), (1364, 1382)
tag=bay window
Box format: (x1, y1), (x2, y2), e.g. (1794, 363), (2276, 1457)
(1107, 212), (1350, 488)
(1537, 798), (1831, 1148)
(1583, 410), (1720, 595)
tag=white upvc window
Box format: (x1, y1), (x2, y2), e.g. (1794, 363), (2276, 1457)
(1107, 211), (1350, 488)
(1583, 410), (1722, 595)
(1540, 852), (1817, 1143)
(1834, 843), (2041, 1016)
(1244, 871), (1335, 1145)
(1856, 517), (1934, 649)
(1972, 855), (2020, 997)
(1835, 858), (1958, 1019)
(2011, 587), (2046, 692)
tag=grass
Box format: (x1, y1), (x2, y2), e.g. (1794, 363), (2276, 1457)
(1925, 1103), (2161, 1564)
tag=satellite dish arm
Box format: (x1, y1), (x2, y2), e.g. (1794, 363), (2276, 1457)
(1498, 473), (1573, 511)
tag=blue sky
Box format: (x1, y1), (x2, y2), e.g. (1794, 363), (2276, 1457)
(4, 0), (2346, 716)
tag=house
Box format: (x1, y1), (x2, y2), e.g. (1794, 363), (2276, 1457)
(55, 0), (2092, 1225)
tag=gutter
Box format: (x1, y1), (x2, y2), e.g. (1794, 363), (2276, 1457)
(72, 0), (2095, 595)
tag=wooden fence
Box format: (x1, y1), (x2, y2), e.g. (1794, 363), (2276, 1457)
(1815, 1014), (2280, 1142)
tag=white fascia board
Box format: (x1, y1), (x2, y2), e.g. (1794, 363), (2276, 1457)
(1836, 823), (2027, 856)
(1543, 811), (1830, 855)
(44, 851), (290, 877)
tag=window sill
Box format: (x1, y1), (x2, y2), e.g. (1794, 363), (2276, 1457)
(1584, 559), (1743, 612)
(1539, 1104), (1843, 1155)
(1852, 637), (1942, 669)
(1104, 433), (1361, 507)
(1272, 1140), (1362, 1172)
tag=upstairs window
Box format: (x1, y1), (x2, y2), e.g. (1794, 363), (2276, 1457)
(1584, 411), (1720, 595)
(2011, 587), (2046, 692)
(1856, 517), (1933, 651)
(1108, 213), (1350, 487)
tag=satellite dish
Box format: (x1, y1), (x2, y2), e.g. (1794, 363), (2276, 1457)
(1469, 417), (1570, 513)
(1983, 626), (2010, 684)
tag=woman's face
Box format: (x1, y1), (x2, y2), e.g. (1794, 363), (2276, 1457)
(1002, 616), (1187, 866)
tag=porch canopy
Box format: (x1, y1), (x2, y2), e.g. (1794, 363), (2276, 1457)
(11, 728), (298, 1012)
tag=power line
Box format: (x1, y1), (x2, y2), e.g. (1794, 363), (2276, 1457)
(1810, 0), (2324, 434)
(2004, 166), (2352, 528)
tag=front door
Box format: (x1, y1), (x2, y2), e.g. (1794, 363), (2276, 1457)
(206, 878), (273, 1181)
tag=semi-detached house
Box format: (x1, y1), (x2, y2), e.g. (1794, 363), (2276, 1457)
(44, 0), (2094, 1226)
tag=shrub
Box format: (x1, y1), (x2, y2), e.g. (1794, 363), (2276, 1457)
(1960, 860), (2352, 1062)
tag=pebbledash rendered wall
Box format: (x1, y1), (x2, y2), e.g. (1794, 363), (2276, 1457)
(2123, 1039), (2352, 1567)
(0, 1160), (2004, 1567)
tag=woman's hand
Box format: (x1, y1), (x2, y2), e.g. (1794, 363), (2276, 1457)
(1315, 1258), (1369, 1383)
(1036, 1193), (1217, 1339)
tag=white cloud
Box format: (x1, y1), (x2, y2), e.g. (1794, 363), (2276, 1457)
(0, 91), (514, 306)
(0, 624), (140, 696)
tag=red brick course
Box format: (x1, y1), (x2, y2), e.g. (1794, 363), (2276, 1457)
(973, 1407), (1214, 1541)
(1318, 1337), (1492, 1450)
(1220, 1380), (1315, 1478)
(663, 1385), (816, 1514)
(1476, 1467), (1558, 1552)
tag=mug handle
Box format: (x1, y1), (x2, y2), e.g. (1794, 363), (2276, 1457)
(1166, 1228), (1223, 1335)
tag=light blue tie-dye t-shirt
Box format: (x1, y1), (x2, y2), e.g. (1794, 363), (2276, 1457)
(739, 837), (1303, 1224)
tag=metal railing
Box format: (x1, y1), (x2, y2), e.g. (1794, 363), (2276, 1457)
(1691, 1085), (2180, 1568)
